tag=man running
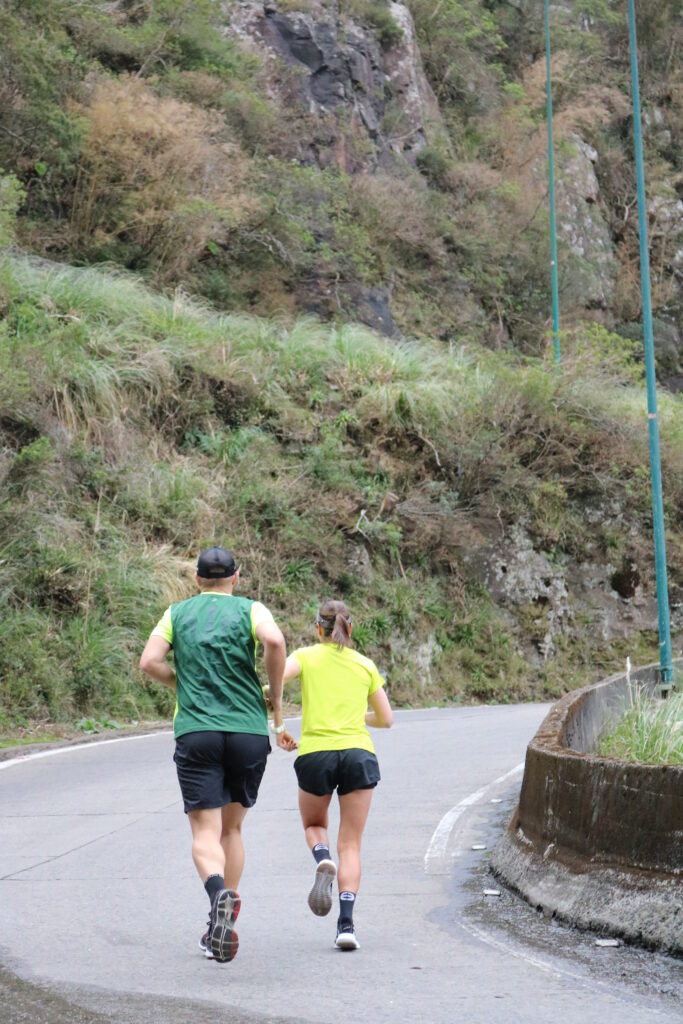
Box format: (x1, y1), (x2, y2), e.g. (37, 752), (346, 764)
(140, 546), (296, 963)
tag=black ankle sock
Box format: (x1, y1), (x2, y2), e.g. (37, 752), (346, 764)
(338, 891), (356, 924)
(204, 873), (225, 904)
(312, 843), (331, 864)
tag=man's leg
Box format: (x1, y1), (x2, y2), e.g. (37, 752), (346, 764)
(220, 802), (248, 890)
(188, 807), (224, 882)
(188, 807), (240, 964)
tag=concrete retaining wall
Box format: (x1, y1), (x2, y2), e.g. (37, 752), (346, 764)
(492, 662), (682, 953)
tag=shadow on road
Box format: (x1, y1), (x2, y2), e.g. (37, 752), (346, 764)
(0, 965), (299, 1024)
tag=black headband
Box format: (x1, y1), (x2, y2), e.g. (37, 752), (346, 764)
(316, 612), (351, 628)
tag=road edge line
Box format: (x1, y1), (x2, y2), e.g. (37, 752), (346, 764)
(424, 762), (524, 871)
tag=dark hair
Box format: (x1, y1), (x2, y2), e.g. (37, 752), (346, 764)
(316, 599), (352, 649)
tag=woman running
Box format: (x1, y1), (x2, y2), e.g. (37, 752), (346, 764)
(282, 599), (393, 950)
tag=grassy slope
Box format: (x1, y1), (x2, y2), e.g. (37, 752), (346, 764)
(1, 254), (681, 732)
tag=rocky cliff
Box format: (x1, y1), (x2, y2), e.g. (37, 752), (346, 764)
(226, 0), (443, 170)
(218, 0), (681, 381)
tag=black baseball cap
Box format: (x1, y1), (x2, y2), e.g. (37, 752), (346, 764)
(196, 546), (237, 579)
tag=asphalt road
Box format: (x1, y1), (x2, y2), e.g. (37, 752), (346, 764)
(1, 706), (680, 1024)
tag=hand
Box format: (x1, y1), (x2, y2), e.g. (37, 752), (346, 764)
(277, 730), (297, 752)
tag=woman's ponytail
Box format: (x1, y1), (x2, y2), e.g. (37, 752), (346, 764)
(317, 599), (352, 649)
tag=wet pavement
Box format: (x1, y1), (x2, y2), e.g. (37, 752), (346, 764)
(436, 792), (682, 1015)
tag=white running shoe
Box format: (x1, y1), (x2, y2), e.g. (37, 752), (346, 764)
(308, 859), (337, 916)
(335, 923), (360, 950)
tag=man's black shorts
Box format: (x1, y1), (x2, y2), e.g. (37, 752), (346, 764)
(174, 731), (270, 813)
(294, 749), (380, 797)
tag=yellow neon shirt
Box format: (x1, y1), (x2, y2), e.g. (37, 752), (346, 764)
(292, 643), (385, 756)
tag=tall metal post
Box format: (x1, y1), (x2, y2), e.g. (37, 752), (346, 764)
(627, 0), (673, 689)
(544, 0), (561, 367)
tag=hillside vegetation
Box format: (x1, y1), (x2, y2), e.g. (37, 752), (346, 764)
(1, 254), (680, 731)
(0, 2), (681, 733)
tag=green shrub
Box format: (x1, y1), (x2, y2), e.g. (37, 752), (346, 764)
(0, 171), (25, 245)
(415, 147), (452, 189)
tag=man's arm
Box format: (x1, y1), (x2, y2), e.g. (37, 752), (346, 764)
(255, 619), (286, 715)
(140, 635), (176, 689)
(254, 619), (297, 751)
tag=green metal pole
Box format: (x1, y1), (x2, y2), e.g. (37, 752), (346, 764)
(544, 0), (561, 367)
(627, 0), (673, 689)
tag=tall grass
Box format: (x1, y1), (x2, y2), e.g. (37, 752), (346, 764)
(0, 253), (681, 729)
(598, 685), (683, 766)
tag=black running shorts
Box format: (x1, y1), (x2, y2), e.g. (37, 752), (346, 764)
(173, 731), (270, 813)
(294, 748), (380, 797)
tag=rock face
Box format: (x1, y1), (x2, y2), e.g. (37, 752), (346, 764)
(464, 525), (571, 659)
(225, 0), (442, 172)
(554, 134), (617, 309)
(461, 521), (666, 664)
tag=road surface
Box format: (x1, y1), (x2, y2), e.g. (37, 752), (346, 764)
(1, 706), (680, 1023)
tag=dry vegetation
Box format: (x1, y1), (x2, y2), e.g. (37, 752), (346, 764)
(68, 77), (256, 277)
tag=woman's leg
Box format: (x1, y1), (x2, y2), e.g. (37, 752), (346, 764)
(298, 788), (332, 851)
(337, 788), (373, 893)
(299, 788), (336, 916)
(220, 802), (249, 890)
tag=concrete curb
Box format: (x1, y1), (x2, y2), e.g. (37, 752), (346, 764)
(491, 661), (682, 955)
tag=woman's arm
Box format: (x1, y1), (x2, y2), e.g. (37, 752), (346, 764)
(366, 687), (393, 728)
(264, 654), (301, 703)
(283, 654), (302, 681)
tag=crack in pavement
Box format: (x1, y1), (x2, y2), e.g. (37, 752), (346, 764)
(1, 810), (159, 880)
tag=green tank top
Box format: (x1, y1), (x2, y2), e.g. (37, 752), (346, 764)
(170, 592), (268, 738)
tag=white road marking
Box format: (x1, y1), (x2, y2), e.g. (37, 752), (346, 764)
(424, 761), (524, 871)
(0, 731), (172, 771)
(0, 706), (513, 774)
(0, 712), (306, 772)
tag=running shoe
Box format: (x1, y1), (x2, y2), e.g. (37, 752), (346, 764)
(307, 859), (337, 916)
(335, 922), (360, 950)
(208, 888), (241, 963)
(199, 919), (212, 958)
